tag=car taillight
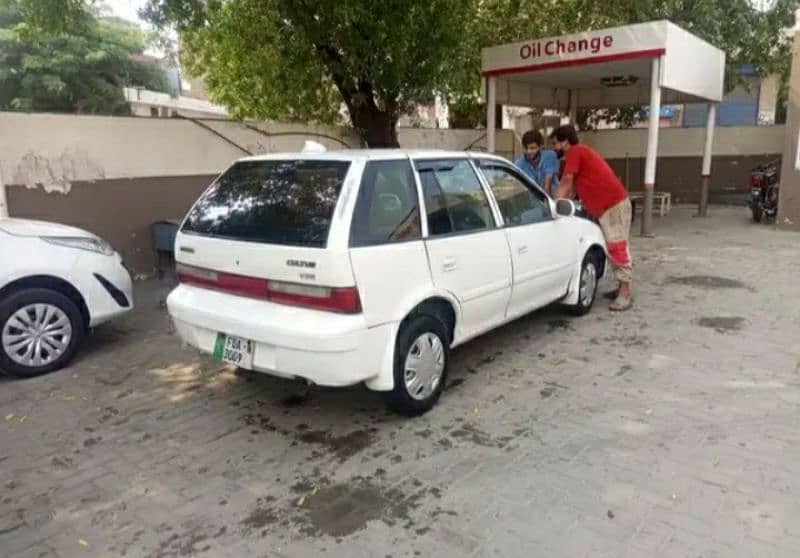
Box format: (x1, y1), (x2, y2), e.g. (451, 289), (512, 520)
(176, 264), (361, 314)
(750, 175), (763, 187)
(267, 280), (361, 313)
(176, 264), (220, 288)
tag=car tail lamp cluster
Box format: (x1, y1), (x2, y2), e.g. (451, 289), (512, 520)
(750, 174), (763, 188)
(176, 264), (362, 314)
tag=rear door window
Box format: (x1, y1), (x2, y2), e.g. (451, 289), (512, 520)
(181, 160), (350, 247)
(350, 160), (421, 247)
(415, 159), (495, 236)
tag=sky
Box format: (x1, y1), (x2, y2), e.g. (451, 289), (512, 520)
(102, 0), (148, 24)
(101, 0), (175, 58)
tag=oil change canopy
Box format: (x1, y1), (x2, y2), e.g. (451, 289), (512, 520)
(481, 20), (726, 234)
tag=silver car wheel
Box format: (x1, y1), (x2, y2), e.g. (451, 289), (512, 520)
(579, 261), (597, 307)
(403, 332), (445, 401)
(2, 303), (72, 368)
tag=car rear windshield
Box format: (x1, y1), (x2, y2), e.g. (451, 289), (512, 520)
(181, 160), (351, 247)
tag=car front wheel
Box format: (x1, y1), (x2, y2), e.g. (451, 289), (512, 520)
(383, 315), (449, 417)
(566, 253), (599, 316)
(0, 288), (84, 378)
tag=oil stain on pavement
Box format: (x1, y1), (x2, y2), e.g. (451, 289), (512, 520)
(665, 275), (753, 291)
(695, 316), (746, 333)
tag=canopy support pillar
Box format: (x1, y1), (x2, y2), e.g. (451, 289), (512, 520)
(568, 90), (578, 124)
(641, 56), (662, 237)
(698, 102), (717, 217)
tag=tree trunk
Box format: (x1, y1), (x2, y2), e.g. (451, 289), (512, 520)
(349, 103), (400, 148)
(312, 43), (399, 147)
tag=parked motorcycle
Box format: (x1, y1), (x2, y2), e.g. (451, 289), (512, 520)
(749, 160), (780, 223)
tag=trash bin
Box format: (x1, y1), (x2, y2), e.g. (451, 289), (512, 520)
(152, 219), (181, 278)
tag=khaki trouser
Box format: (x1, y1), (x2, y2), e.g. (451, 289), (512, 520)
(598, 199), (632, 284)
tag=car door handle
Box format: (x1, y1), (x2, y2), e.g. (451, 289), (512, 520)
(518, 245), (529, 255)
(442, 258), (457, 272)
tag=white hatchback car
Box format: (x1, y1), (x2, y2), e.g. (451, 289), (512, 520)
(168, 150), (606, 415)
(0, 219), (133, 377)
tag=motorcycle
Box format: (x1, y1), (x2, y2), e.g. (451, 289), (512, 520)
(749, 160), (780, 223)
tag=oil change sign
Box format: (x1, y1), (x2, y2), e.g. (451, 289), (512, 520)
(482, 21), (667, 76)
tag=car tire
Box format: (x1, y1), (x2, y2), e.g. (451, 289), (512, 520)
(0, 288), (84, 378)
(383, 315), (449, 417)
(565, 252), (600, 316)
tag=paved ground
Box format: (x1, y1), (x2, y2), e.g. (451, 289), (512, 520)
(1, 206), (799, 558)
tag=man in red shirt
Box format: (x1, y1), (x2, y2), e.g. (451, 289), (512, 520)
(551, 125), (633, 311)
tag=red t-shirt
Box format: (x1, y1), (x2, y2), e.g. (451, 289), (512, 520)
(562, 144), (628, 219)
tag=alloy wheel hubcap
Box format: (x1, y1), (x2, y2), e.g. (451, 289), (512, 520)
(580, 263), (597, 306)
(2, 304), (72, 368)
(404, 332), (445, 401)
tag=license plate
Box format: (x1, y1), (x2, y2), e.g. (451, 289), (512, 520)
(213, 333), (255, 369)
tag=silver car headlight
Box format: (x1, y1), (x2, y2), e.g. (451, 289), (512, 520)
(41, 236), (116, 256)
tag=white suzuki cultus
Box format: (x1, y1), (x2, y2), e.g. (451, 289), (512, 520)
(168, 149), (606, 415)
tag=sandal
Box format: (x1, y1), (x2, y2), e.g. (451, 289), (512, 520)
(609, 296), (633, 312)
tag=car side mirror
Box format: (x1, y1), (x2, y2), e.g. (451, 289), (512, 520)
(555, 199), (576, 217)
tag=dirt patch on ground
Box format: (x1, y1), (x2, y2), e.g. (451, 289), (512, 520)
(264, 476), (452, 539)
(616, 364), (633, 377)
(240, 496), (279, 535)
(296, 429), (374, 462)
(665, 275), (752, 291)
(695, 316), (746, 333)
(602, 335), (651, 348)
(299, 482), (389, 537)
(449, 423), (514, 448)
(548, 319), (573, 332)
(151, 522), (211, 557)
(240, 413), (375, 462)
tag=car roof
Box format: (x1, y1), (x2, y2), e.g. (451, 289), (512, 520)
(236, 149), (512, 164)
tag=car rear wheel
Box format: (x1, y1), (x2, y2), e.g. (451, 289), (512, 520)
(383, 315), (449, 417)
(0, 288), (84, 378)
(565, 252), (600, 316)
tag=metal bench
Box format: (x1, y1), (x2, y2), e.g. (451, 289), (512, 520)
(628, 192), (671, 217)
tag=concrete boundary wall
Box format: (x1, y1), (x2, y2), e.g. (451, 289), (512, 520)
(0, 112), (517, 274)
(0, 112), (518, 190)
(580, 125), (784, 159)
(0, 111), (782, 274)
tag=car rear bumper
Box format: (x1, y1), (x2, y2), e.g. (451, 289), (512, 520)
(166, 284), (393, 387)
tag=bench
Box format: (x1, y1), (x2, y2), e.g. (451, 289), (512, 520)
(628, 191), (671, 217)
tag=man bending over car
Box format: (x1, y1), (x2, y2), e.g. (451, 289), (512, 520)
(550, 125), (633, 312)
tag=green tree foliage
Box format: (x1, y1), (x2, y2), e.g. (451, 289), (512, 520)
(12, 0), (94, 35)
(449, 0), (799, 128)
(143, 0), (796, 136)
(0, 0), (169, 114)
(144, 0), (473, 146)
